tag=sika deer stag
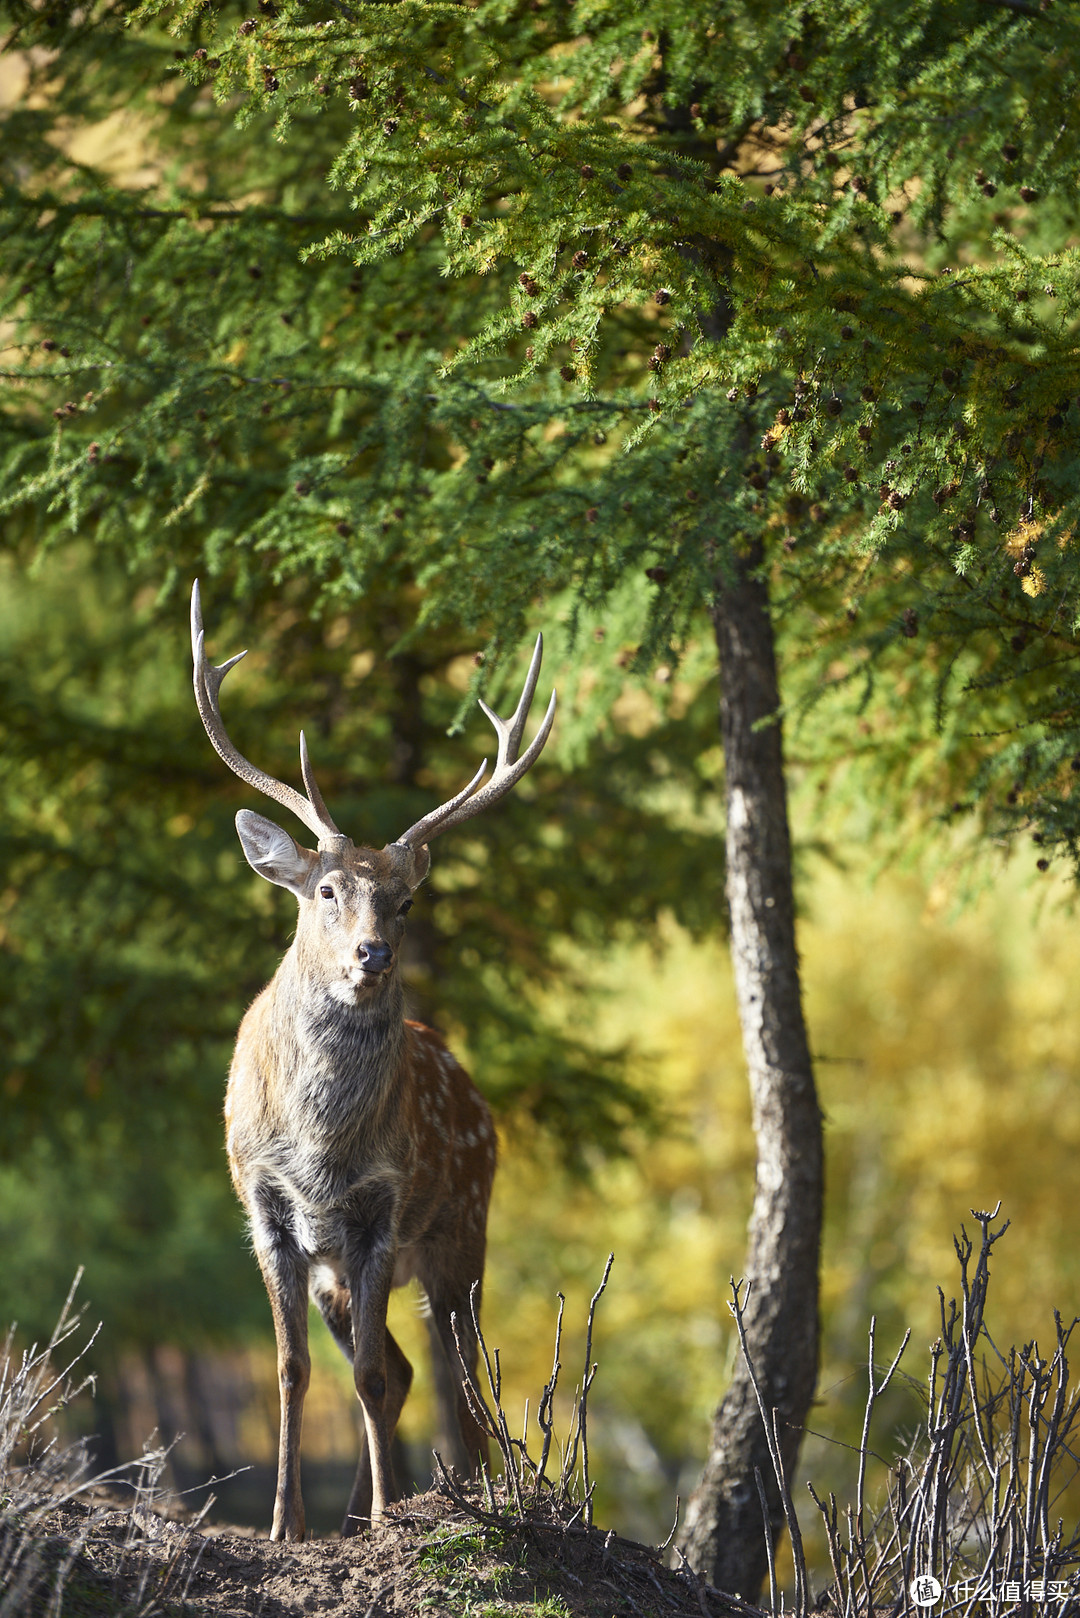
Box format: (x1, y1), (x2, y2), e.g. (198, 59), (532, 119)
(190, 582), (555, 1541)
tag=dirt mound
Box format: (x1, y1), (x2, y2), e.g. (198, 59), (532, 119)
(16, 1486), (719, 1617)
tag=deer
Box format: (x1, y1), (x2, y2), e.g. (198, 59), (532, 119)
(189, 581), (556, 1542)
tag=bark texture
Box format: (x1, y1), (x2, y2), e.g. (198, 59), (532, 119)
(676, 538), (824, 1597)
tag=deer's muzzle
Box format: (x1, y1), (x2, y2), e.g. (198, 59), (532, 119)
(356, 939), (393, 975)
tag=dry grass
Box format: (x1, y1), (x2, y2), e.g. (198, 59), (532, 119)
(0, 1270), (213, 1617)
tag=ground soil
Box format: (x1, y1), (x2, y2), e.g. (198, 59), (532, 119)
(15, 1485), (727, 1618)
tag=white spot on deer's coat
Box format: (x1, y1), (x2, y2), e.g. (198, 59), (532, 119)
(437, 1049), (456, 1082)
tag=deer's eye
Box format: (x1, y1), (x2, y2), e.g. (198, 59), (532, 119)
(399, 898), (413, 916)
(319, 885), (335, 900)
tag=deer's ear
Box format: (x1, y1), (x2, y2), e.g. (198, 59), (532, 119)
(236, 810), (319, 897)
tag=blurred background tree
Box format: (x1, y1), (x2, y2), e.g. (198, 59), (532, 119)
(3, 0), (1080, 1586)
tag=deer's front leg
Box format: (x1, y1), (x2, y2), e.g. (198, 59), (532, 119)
(343, 1191), (401, 1529)
(251, 1186), (311, 1542)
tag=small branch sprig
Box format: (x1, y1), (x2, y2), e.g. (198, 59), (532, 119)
(438, 1254), (614, 1531)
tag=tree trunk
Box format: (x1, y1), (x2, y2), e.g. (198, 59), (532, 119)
(676, 536), (824, 1598)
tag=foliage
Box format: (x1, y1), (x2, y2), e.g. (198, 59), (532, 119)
(4, 0), (1080, 1444)
(4, 0), (1080, 872)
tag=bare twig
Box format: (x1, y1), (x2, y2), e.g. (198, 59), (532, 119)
(659, 1495), (681, 1555)
(535, 1290), (565, 1497)
(563, 1252), (614, 1526)
(755, 1465), (778, 1615)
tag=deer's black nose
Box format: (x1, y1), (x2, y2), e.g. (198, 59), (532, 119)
(357, 939), (393, 974)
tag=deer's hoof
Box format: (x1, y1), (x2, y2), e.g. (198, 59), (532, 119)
(270, 1513), (306, 1543)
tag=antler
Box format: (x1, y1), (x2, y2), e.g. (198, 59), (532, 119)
(191, 580), (343, 846)
(396, 634), (556, 848)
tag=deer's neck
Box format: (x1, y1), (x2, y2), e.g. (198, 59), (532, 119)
(270, 951), (408, 1131)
